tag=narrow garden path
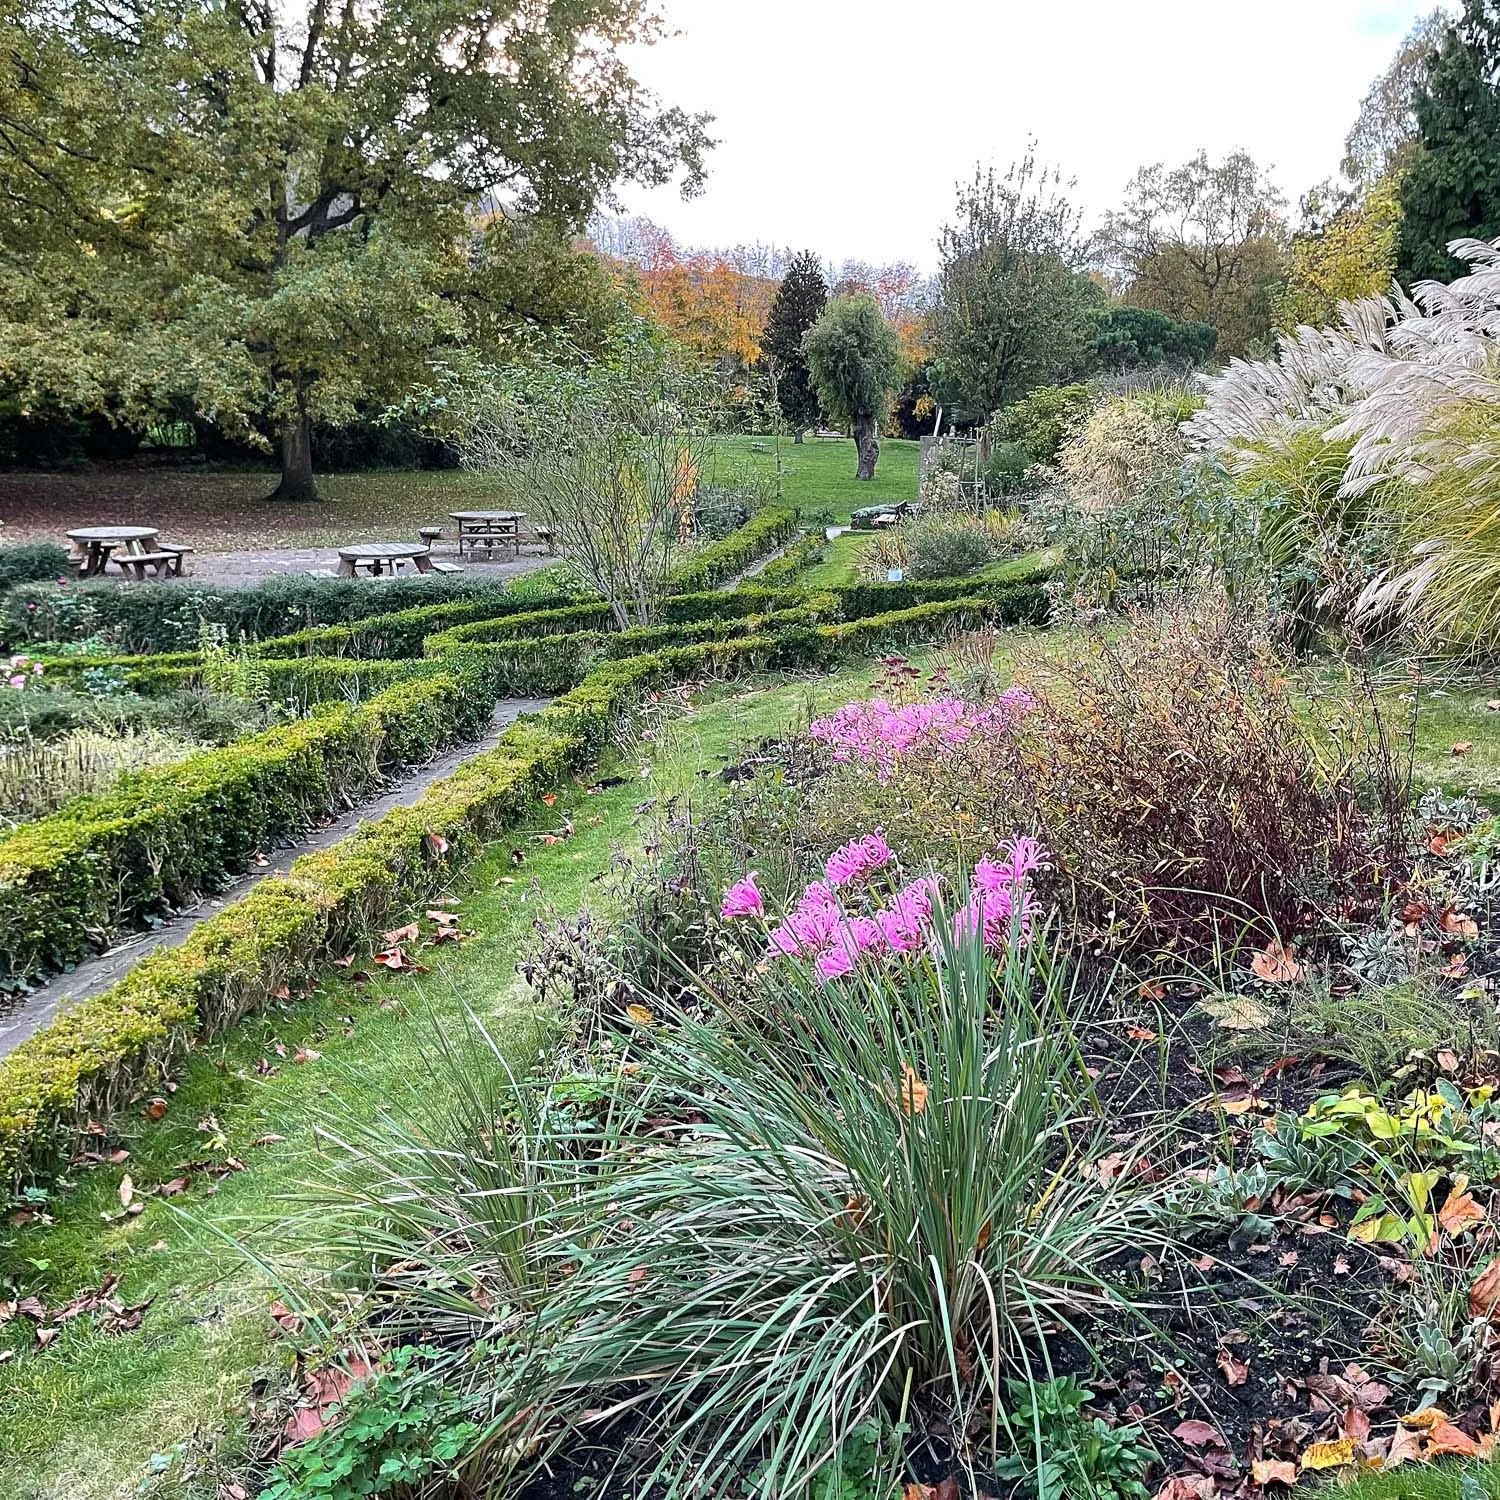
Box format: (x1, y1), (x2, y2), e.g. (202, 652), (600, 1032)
(0, 696), (551, 1058)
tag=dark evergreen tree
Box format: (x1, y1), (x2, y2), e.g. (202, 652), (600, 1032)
(759, 250), (827, 438)
(1398, 0), (1500, 283)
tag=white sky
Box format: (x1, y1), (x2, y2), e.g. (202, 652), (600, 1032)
(614, 0), (1450, 270)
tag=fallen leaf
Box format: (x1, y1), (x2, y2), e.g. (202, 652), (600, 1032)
(1215, 1345), (1249, 1386)
(1439, 1186), (1485, 1238)
(624, 1003), (655, 1027)
(282, 1405), (325, 1446)
(540, 793), (558, 807)
(1473, 1258), (1500, 1317)
(1452, 741), (1474, 757)
(1251, 941), (1304, 985)
(118, 1175), (134, 1209)
(425, 909), (459, 925)
(143, 1097), (168, 1121)
(897, 1064), (929, 1116)
(1201, 994), (1273, 1030)
(292, 1047), (321, 1064)
(1172, 1419), (1227, 1448)
(1428, 1420), (1479, 1457)
(1152, 1477), (1217, 1499)
(1127, 1025), (1158, 1041)
(424, 830), (449, 856)
(1298, 1438), (1355, 1470)
(1439, 908), (1481, 941)
(382, 922), (419, 946)
(1250, 1459), (1297, 1487)
(157, 1177), (189, 1197)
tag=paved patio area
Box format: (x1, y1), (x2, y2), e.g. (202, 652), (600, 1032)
(188, 542), (552, 586)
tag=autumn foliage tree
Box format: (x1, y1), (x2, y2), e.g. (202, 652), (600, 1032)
(804, 294), (901, 481)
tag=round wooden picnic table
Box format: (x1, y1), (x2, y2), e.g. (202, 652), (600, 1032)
(67, 525), (159, 578)
(336, 541), (433, 577)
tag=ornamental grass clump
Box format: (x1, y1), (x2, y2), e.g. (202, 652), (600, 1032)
(257, 870), (1175, 1497)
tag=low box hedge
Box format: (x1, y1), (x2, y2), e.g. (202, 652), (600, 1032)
(0, 632), (770, 1184)
(0, 669), (481, 990)
(664, 505), (799, 592)
(0, 572), (585, 654)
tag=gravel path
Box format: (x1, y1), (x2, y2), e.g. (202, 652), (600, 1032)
(0, 697), (551, 1057)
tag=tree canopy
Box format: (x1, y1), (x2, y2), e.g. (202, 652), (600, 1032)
(804, 293), (901, 480)
(0, 0), (712, 497)
(1104, 150), (1288, 358)
(1397, 0), (1500, 283)
(929, 152), (1098, 424)
(759, 250), (828, 435)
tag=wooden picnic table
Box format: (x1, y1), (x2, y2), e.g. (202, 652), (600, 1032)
(336, 541), (434, 578)
(449, 510), (526, 559)
(67, 526), (159, 578)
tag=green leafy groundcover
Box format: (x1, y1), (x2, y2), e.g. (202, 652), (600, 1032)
(0, 510), (1053, 1187)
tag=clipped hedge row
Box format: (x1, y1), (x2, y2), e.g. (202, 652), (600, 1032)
(0, 542), (72, 592)
(664, 505), (799, 592)
(0, 633), (776, 1183)
(758, 530), (824, 584)
(1, 573), (581, 654)
(0, 668), (485, 990)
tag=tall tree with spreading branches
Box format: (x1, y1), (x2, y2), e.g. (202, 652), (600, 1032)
(0, 0), (712, 499)
(1104, 150), (1288, 358)
(804, 293), (901, 481)
(758, 250), (827, 440)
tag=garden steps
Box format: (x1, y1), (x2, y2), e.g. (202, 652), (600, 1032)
(0, 696), (551, 1058)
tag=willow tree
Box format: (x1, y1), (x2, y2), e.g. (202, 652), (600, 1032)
(803, 294), (901, 481)
(0, 0), (711, 498)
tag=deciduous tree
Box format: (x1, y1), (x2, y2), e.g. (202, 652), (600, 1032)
(0, 0), (712, 499)
(804, 294), (901, 481)
(929, 151), (1097, 423)
(1104, 150), (1288, 358)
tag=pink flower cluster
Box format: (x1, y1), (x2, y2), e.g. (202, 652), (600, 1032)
(954, 838), (1044, 949)
(808, 690), (1035, 784)
(823, 830), (893, 886)
(719, 834), (1046, 984)
(5, 655), (42, 690)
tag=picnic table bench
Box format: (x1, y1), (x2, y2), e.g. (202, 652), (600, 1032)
(449, 510), (526, 559)
(66, 527), (194, 579)
(336, 541), (435, 577)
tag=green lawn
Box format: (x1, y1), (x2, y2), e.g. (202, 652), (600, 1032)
(709, 433), (919, 525)
(0, 653), (922, 1500)
(0, 436), (919, 554)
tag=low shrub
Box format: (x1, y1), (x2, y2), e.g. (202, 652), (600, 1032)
(864, 511), (1023, 581)
(804, 598), (1398, 951)
(665, 504), (798, 592)
(0, 542), (71, 591)
(0, 670), (480, 990)
(758, 529), (826, 584)
(987, 383), (1093, 466)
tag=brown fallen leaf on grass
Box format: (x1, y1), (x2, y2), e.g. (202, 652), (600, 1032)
(1152, 1480), (1217, 1500)
(1251, 941), (1304, 984)
(1472, 1257), (1500, 1317)
(1452, 741), (1475, 757)
(118, 1175), (134, 1209)
(382, 922), (419, 946)
(143, 1097), (168, 1121)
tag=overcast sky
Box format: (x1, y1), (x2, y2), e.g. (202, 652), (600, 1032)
(613, 0), (1449, 270)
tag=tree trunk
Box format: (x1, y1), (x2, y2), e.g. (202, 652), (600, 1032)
(852, 414), (879, 480)
(269, 401), (319, 502)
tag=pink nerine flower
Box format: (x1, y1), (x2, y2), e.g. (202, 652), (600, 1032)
(824, 829), (894, 886)
(720, 874), (765, 920)
(874, 876), (940, 955)
(809, 690), (1035, 784)
(955, 839), (1045, 952)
